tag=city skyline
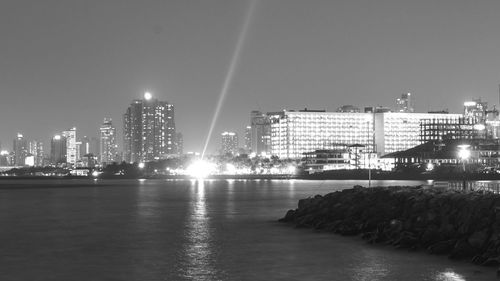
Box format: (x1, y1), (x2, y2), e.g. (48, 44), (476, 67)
(2, 0), (500, 153)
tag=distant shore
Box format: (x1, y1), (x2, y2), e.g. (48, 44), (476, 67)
(1, 170), (500, 181)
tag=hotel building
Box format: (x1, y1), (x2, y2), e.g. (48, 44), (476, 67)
(269, 109), (463, 159)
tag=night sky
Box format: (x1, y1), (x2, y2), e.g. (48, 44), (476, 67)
(1, 0), (500, 153)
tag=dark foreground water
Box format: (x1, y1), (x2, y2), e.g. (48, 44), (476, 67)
(0, 179), (496, 280)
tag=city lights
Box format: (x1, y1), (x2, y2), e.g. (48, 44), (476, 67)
(187, 160), (216, 179)
(144, 91), (152, 100)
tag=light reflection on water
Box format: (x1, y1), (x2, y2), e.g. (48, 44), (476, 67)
(351, 250), (390, 281)
(435, 270), (467, 281)
(0, 179), (497, 281)
(182, 180), (224, 280)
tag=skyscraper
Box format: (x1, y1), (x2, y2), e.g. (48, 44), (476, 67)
(396, 93), (414, 113)
(464, 99), (487, 123)
(250, 111), (271, 155)
(62, 128), (77, 165)
(29, 140), (44, 167)
(99, 118), (117, 164)
(50, 135), (67, 165)
(221, 132), (238, 155)
(123, 92), (176, 163)
(13, 133), (28, 166)
(244, 125), (251, 152)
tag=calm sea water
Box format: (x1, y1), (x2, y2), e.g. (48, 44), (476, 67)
(0, 179), (496, 280)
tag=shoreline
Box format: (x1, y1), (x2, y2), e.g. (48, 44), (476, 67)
(279, 185), (500, 275)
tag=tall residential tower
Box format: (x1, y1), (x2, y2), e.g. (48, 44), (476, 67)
(99, 118), (117, 165)
(123, 92), (176, 162)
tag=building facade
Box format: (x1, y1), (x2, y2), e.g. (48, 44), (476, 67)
(221, 132), (238, 155)
(244, 126), (251, 153)
(123, 92), (176, 163)
(13, 133), (28, 166)
(396, 93), (414, 113)
(50, 135), (67, 165)
(62, 128), (77, 165)
(268, 109), (463, 159)
(99, 118), (117, 165)
(374, 112), (463, 156)
(269, 110), (374, 159)
(28, 140), (44, 167)
(250, 111), (271, 155)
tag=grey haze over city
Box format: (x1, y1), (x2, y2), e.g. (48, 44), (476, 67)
(1, 0), (500, 153)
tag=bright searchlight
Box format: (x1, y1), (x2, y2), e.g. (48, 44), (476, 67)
(187, 160), (215, 179)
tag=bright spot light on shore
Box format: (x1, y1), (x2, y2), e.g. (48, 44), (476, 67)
(92, 171), (101, 177)
(426, 163), (434, 171)
(226, 163), (237, 174)
(138, 162), (145, 169)
(187, 160), (215, 179)
(144, 92), (152, 100)
(457, 145), (470, 160)
(287, 165), (297, 174)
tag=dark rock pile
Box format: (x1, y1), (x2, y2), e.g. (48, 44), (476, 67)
(279, 186), (500, 267)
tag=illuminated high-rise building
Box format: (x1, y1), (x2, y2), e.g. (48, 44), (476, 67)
(123, 92), (176, 162)
(50, 135), (67, 165)
(99, 118), (117, 164)
(29, 140), (44, 167)
(79, 136), (91, 158)
(221, 132), (238, 155)
(13, 133), (28, 166)
(250, 111), (271, 155)
(62, 128), (77, 165)
(244, 126), (251, 152)
(396, 93), (414, 113)
(464, 99), (487, 123)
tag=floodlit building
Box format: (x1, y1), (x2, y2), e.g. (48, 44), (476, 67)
(374, 112), (463, 156)
(13, 133), (28, 166)
(268, 109), (463, 159)
(221, 132), (238, 155)
(99, 118), (117, 165)
(269, 109), (374, 159)
(123, 92), (176, 162)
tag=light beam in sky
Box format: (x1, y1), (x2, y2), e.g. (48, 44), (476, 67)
(201, 0), (258, 159)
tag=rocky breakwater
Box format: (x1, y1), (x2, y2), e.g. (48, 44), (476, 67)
(279, 186), (500, 271)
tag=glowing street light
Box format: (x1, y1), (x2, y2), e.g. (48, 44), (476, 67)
(457, 144), (470, 191)
(457, 144), (471, 163)
(138, 162), (145, 169)
(144, 92), (152, 100)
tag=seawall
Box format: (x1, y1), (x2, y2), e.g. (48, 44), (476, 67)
(279, 186), (500, 268)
